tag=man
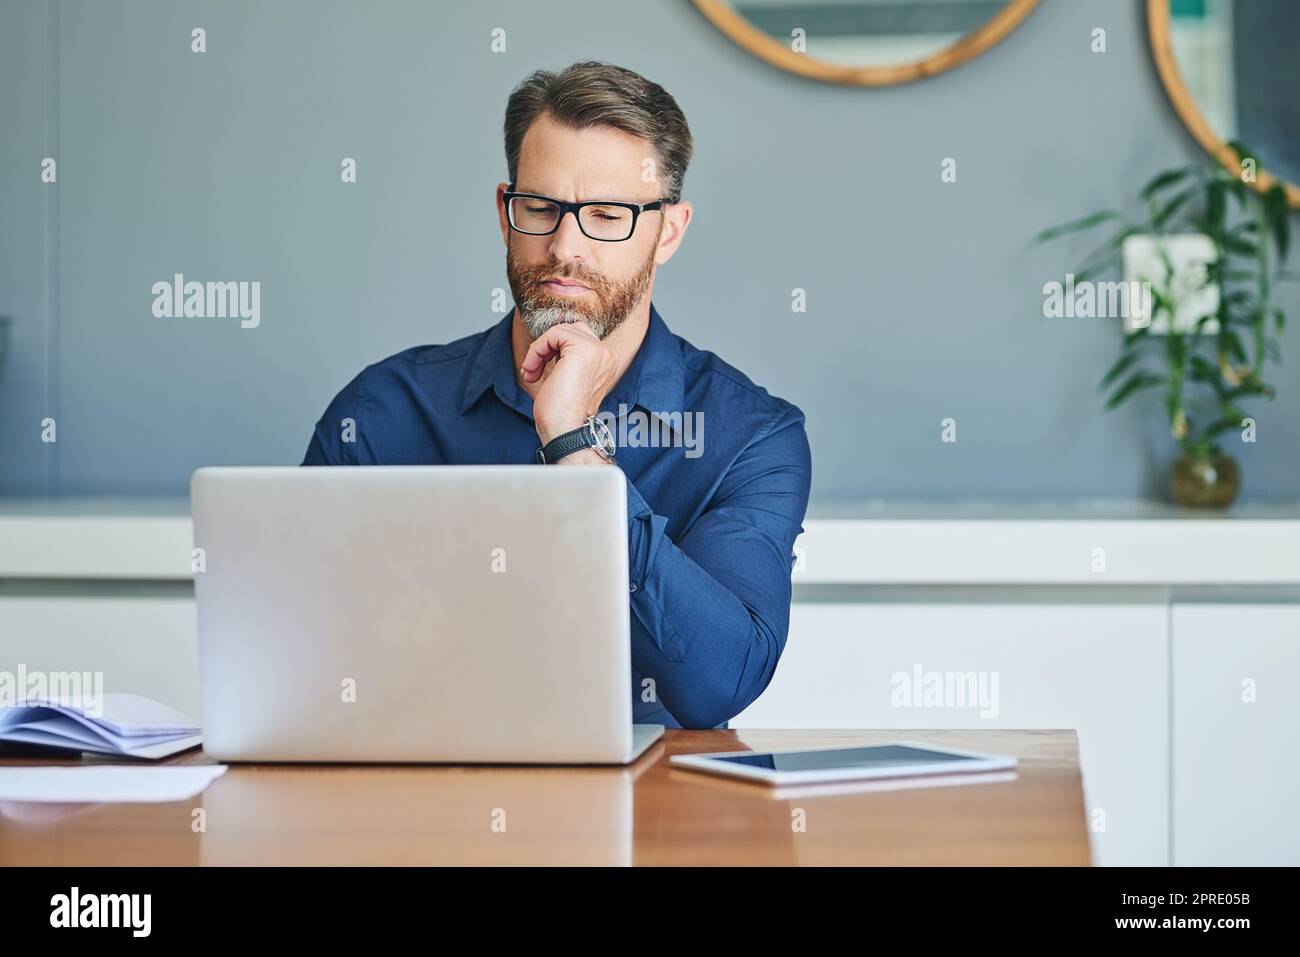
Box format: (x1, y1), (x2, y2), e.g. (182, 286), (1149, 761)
(303, 61), (811, 730)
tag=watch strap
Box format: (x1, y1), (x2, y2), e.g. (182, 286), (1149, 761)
(536, 421), (598, 464)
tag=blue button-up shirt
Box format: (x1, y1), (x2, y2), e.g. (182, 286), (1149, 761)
(301, 302), (812, 729)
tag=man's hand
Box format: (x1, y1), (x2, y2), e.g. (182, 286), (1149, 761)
(521, 322), (620, 447)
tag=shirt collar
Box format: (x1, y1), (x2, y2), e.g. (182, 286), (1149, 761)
(460, 302), (687, 424)
(459, 310), (527, 417)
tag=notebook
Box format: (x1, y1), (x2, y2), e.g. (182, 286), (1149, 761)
(0, 693), (202, 760)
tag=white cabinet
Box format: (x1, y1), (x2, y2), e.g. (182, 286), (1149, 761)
(0, 596), (200, 718)
(732, 602), (1170, 866)
(1172, 604), (1300, 866)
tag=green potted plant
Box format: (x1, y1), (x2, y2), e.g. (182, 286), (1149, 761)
(1035, 143), (1293, 507)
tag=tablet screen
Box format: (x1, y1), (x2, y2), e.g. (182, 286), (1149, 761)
(705, 744), (977, 772)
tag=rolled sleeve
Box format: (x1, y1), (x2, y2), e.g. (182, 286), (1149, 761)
(623, 407), (812, 729)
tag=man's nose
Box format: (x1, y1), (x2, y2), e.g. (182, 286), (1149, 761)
(546, 209), (590, 261)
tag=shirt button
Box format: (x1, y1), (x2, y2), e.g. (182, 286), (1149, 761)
(629, 582), (638, 593)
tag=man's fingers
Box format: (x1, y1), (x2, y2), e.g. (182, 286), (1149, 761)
(520, 323), (597, 381)
(520, 329), (562, 379)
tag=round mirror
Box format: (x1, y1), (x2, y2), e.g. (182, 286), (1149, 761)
(1149, 0), (1300, 207)
(691, 0), (1041, 86)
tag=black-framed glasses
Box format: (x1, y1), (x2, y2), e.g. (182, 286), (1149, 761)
(503, 182), (668, 242)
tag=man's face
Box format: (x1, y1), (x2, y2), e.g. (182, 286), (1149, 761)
(501, 112), (668, 340)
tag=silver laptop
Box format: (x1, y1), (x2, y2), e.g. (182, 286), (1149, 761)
(190, 465), (664, 764)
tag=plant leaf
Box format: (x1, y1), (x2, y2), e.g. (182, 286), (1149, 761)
(1139, 167), (1194, 200)
(1153, 185), (1200, 229)
(1219, 327), (1248, 363)
(1106, 371), (1163, 409)
(1206, 179), (1225, 231)
(1187, 354), (1225, 390)
(1100, 351), (1142, 389)
(1032, 210), (1127, 244)
(1226, 140), (1260, 170)
(1221, 233), (1258, 256)
(1204, 416), (1245, 439)
(1265, 183), (1291, 259)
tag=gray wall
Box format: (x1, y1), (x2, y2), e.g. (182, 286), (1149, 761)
(2, 0), (1297, 502)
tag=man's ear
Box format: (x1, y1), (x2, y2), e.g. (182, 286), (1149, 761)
(655, 199), (693, 266)
(496, 182), (512, 246)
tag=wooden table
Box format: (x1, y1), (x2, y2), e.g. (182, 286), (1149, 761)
(0, 729), (1090, 866)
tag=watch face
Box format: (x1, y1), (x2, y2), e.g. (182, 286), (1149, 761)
(589, 416), (616, 458)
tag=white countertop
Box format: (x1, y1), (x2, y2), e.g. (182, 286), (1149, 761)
(3, 496), (1300, 585)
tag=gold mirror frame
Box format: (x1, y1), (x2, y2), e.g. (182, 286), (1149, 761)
(690, 0), (1041, 86)
(1147, 0), (1300, 207)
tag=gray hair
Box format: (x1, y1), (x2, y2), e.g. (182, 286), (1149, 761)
(504, 60), (693, 204)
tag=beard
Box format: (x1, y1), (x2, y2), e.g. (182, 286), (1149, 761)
(505, 223), (660, 340)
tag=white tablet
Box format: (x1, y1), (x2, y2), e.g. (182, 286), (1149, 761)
(669, 741), (1017, 786)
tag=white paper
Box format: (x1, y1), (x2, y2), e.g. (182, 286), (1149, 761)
(0, 725), (203, 759)
(7, 693), (198, 736)
(0, 765), (227, 803)
(0, 694), (202, 758)
(4, 715), (192, 751)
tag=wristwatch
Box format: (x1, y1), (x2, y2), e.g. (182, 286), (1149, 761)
(535, 415), (616, 464)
